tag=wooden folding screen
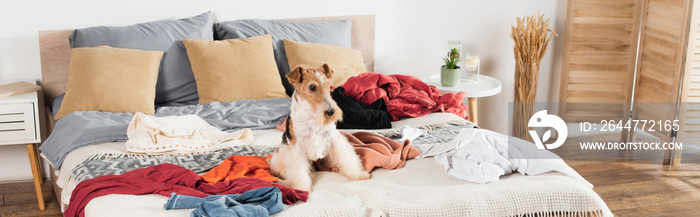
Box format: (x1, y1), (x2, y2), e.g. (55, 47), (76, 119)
(632, 0), (692, 140)
(560, 0), (694, 164)
(676, 1), (700, 165)
(559, 0), (643, 123)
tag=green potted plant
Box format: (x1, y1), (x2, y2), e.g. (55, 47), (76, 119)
(441, 48), (461, 87)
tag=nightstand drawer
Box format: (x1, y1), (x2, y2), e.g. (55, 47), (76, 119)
(0, 103), (36, 142)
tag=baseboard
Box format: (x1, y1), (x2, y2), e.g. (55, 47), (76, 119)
(0, 178), (49, 184)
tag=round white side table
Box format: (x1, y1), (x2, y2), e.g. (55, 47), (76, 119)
(423, 74), (502, 125)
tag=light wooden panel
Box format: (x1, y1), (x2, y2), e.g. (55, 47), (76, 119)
(632, 0), (692, 140)
(38, 14), (375, 104)
(676, 0), (700, 164)
(559, 0), (643, 123)
(38, 30), (72, 102)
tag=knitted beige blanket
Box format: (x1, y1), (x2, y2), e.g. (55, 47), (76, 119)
(82, 158), (611, 217)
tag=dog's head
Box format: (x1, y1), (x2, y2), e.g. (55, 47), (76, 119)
(287, 63), (343, 125)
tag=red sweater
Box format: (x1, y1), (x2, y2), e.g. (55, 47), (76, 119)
(64, 163), (308, 217)
(342, 73), (468, 121)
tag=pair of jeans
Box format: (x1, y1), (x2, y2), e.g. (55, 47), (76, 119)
(164, 187), (283, 217)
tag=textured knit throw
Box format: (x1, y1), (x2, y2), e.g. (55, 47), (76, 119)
(316, 131), (420, 172)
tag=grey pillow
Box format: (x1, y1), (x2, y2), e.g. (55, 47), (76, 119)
(216, 19), (352, 96)
(69, 12), (214, 106)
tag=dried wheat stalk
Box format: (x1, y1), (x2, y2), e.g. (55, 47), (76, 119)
(511, 12), (557, 140)
(510, 12), (558, 64)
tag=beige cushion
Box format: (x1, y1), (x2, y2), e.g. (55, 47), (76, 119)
(284, 39), (366, 87)
(55, 46), (163, 120)
(183, 34), (287, 104)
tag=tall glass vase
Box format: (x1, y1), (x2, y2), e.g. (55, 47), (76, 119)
(512, 61), (540, 141)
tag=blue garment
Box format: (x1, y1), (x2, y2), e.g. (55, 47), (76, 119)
(164, 187), (283, 217)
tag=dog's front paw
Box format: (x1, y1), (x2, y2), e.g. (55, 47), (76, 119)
(279, 179), (312, 192)
(347, 171), (371, 181)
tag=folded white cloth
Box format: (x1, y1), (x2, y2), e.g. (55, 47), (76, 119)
(126, 112), (254, 156)
(399, 126), (425, 142)
(434, 128), (592, 188)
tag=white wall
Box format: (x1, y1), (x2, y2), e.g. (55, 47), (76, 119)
(0, 0), (565, 181)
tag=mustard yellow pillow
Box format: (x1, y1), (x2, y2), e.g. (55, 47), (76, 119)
(284, 39), (366, 87)
(55, 46), (163, 120)
(183, 34), (288, 104)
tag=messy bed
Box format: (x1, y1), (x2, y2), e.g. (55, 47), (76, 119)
(36, 12), (611, 217)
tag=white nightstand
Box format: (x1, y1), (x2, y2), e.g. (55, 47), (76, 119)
(0, 80), (45, 210)
(423, 74), (502, 125)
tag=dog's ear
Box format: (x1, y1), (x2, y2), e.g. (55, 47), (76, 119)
(320, 63), (334, 79)
(287, 66), (304, 84)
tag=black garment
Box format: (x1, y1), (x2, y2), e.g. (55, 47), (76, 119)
(332, 86), (392, 129)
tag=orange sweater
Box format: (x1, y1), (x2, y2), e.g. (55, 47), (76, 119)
(201, 155), (279, 183)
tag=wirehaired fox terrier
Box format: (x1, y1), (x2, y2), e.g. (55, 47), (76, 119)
(269, 64), (370, 191)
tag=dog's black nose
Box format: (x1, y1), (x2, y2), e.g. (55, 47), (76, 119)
(325, 109), (335, 116)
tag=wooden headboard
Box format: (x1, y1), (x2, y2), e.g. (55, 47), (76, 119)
(38, 14), (375, 103)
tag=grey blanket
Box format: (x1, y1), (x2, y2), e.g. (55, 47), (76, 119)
(71, 146), (277, 183)
(40, 97), (291, 169)
(69, 123), (475, 183)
